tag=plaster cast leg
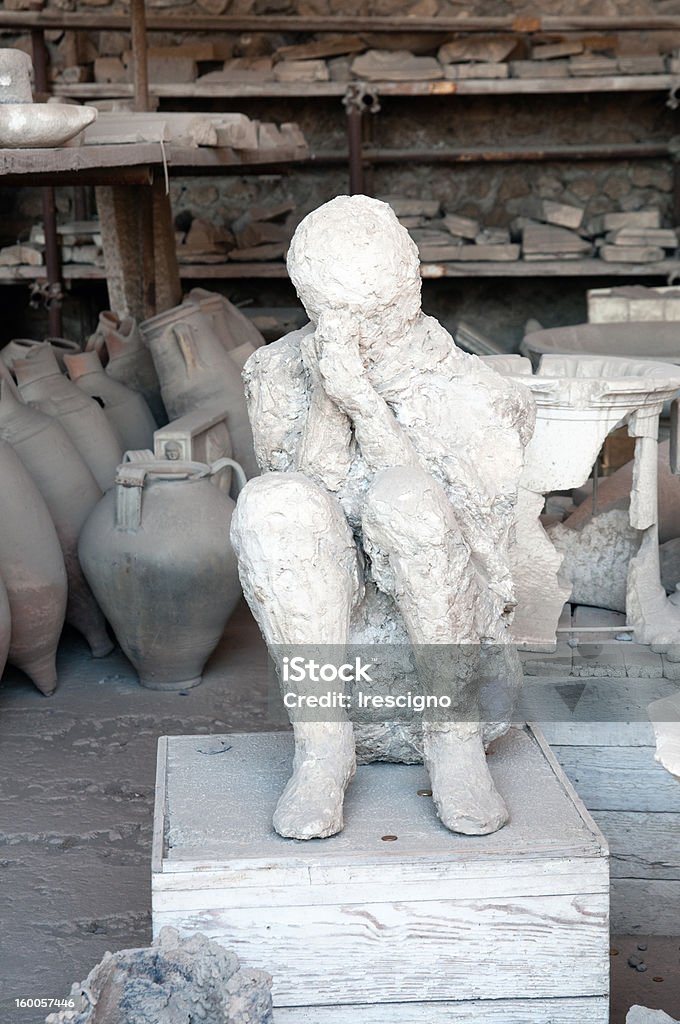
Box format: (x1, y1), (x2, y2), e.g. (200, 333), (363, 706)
(231, 473), (362, 839)
(362, 466), (509, 835)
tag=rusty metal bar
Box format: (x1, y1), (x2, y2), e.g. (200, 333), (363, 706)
(31, 28), (62, 336)
(130, 0), (150, 113)
(346, 106), (364, 195)
(310, 142), (670, 165)
(7, 12), (680, 32)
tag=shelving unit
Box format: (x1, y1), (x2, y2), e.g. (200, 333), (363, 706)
(2, 10), (680, 312)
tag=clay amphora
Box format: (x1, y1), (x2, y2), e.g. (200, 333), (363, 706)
(0, 439), (67, 694)
(89, 314), (167, 426)
(1, 337), (80, 371)
(185, 287), (265, 356)
(0, 572), (10, 681)
(79, 454), (244, 690)
(64, 350), (157, 452)
(14, 345), (123, 492)
(142, 306), (257, 477)
(0, 379), (112, 657)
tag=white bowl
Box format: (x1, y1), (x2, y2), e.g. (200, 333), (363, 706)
(0, 104), (97, 148)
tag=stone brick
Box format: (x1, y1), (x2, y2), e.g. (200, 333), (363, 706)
(631, 164), (673, 191)
(603, 173), (633, 200)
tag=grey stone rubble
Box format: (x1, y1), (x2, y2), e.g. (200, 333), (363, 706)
(44, 926), (273, 1024)
(626, 1007), (680, 1024)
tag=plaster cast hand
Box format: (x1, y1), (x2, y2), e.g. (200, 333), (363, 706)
(312, 311), (419, 473)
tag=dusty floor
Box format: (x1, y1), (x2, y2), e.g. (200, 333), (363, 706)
(0, 601), (678, 1024)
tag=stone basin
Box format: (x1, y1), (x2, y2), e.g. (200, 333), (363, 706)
(485, 352), (680, 647)
(0, 103), (97, 148)
(522, 322), (680, 367)
(509, 353), (680, 494)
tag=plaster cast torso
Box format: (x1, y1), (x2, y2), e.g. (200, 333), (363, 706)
(245, 313), (533, 642)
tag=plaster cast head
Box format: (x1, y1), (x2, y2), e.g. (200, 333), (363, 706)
(287, 195), (422, 329)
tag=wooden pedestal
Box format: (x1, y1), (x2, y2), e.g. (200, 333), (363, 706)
(152, 725), (609, 1022)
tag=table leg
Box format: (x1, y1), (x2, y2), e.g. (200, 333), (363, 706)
(151, 174), (181, 313)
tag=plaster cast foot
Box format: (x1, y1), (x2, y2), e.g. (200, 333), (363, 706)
(424, 726), (508, 836)
(273, 755), (356, 840)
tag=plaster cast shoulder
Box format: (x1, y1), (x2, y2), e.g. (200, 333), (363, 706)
(242, 325), (312, 472)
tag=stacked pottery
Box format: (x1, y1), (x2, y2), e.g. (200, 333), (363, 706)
(64, 350), (157, 452)
(88, 313), (167, 426)
(184, 287), (265, 368)
(0, 336), (80, 371)
(14, 345), (123, 491)
(0, 439), (67, 694)
(79, 453), (243, 690)
(141, 304), (258, 477)
(0, 378), (112, 657)
(0, 573), (10, 680)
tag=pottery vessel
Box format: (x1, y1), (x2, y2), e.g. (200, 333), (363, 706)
(142, 305), (257, 477)
(79, 454), (243, 690)
(14, 345), (123, 491)
(0, 438), (67, 694)
(0, 572), (10, 681)
(185, 287), (265, 358)
(1, 337), (80, 371)
(0, 103), (97, 148)
(65, 350), (157, 452)
(0, 49), (33, 104)
(0, 379), (112, 657)
(89, 313), (167, 426)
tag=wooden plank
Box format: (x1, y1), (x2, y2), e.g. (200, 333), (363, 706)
(610, 878), (680, 934)
(154, 893), (608, 1005)
(0, 142), (307, 180)
(53, 74), (676, 101)
(552, 745), (680, 812)
(420, 258), (680, 277)
(593, 810), (680, 880)
(152, 859), (608, 910)
(275, 996), (610, 1023)
(2, 11), (680, 31)
(4, 259), (680, 284)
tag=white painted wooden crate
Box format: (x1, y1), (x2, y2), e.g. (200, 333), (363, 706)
(152, 726), (609, 1023)
(542, 718), (680, 935)
(587, 285), (680, 323)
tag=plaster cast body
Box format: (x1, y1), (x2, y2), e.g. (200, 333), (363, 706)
(231, 196), (534, 840)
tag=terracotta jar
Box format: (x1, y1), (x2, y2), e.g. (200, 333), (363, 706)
(142, 305), (257, 478)
(14, 345), (123, 492)
(0, 379), (112, 657)
(185, 287), (265, 361)
(0, 439), (67, 694)
(64, 350), (157, 453)
(0, 572), (10, 681)
(89, 314), (167, 426)
(1, 337), (80, 371)
(79, 454), (244, 690)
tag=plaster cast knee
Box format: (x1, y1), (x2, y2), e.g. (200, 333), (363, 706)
(231, 472), (362, 645)
(362, 465), (475, 644)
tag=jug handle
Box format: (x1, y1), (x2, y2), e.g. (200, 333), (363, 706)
(209, 457), (247, 498)
(171, 323), (202, 373)
(114, 450), (154, 531)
